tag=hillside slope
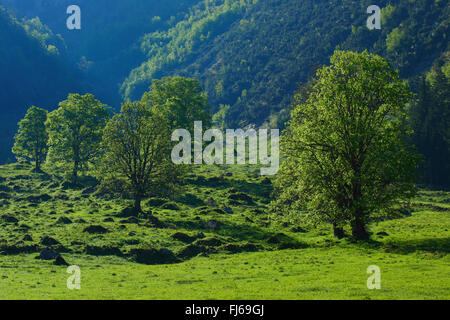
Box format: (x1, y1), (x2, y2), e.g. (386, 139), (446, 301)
(0, 6), (85, 163)
(122, 0), (449, 127)
(0, 0), (202, 107)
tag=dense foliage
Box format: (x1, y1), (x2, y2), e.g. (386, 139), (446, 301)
(12, 106), (48, 171)
(45, 94), (109, 183)
(100, 101), (178, 213)
(121, 0), (449, 128)
(272, 51), (419, 239)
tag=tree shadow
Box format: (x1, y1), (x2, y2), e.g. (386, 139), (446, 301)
(184, 174), (273, 199)
(161, 216), (305, 248)
(381, 237), (450, 254)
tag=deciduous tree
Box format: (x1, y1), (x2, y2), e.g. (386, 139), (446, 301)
(272, 51), (419, 240)
(12, 106), (48, 171)
(100, 101), (180, 214)
(46, 93), (109, 183)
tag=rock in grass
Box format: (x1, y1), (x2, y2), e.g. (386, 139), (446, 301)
(18, 223), (31, 230)
(0, 199), (10, 207)
(81, 186), (97, 195)
(118, 206), (138, 218)
(54, 255), (69, 266)
(228, 192), (253, 203)
(267, 235), (280, 244)
(245, 217), (254, 223)
(291, 226), (307, 233)
(223, 207), (233, 214)
(1, 214), (18, 223)
(0, 192), (10, 199)
(219, 242), (260, 253)
(128, 248), (180, 265)
(206, 197), (217, 207)
(1, 243), (39, 255)
(171, 232), (196, 244)
(120, 217), (140, 224)
(82, 225), (109, 234)
(204, 220), (220, 230)
(41, 236), (60, 246)
(56, 217), (73, 224)
(197, 231), (205, 239)
(377, 231), (389, 237)
(176, 244), (210, 259)
(0, 185), (10, 192)
(193, 237), (223, 247)
(36, 248), (60, 260)
(146, 215), (167, 228)
(85, 245), (123, 256)
(23, 234), (33, 242)
(25, 194), (52, 203)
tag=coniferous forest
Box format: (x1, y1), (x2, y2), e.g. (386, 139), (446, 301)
(0, 0), (448, 302)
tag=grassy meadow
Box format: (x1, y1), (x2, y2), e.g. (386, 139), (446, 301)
(0, 162), (449, 300)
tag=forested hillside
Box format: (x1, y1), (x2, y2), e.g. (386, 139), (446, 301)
(121, 0), (449, 127)
(3, 0), (448, 126)
(0, 0), (202, 106)
(0, 6), (84, 163)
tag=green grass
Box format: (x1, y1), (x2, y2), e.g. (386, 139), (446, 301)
(0, 162), (449, 299)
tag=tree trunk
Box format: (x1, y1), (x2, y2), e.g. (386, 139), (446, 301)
(133, 195), (142, 214)
(351, 216), (369, 240)
(72, 161), (79, 184)
(333, 223), (345, 239)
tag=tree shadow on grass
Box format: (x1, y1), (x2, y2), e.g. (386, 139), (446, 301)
(382, 237), (450, 254)
(162, 216), (306, 249)
(185, 174), (273, 198)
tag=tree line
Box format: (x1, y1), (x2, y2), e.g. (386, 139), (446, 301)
(12, 77), (211, 214)
(12, 51), (444, 241)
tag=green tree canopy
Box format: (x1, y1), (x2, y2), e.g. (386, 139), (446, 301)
(46, 93), (109, 183)
(12, 106), (48, 171)
(272, 50), (420, 240)
(142, 77), (211, 131)
(100, 101), (181, 214)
